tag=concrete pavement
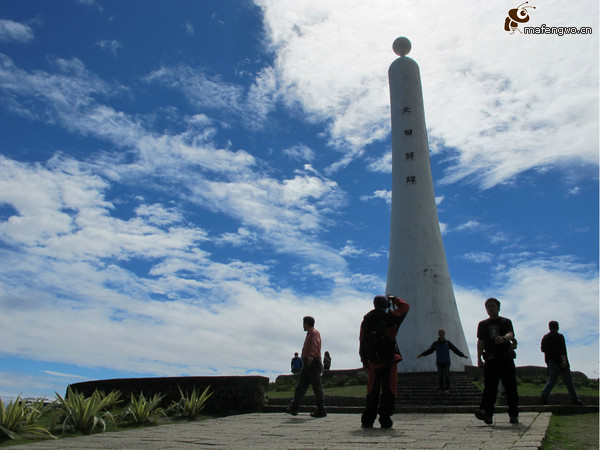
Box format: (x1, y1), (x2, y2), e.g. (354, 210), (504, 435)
(20, 412), (551, 449)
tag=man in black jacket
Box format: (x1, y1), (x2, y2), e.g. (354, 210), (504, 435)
(475, 297), (519, 425)
(540, 321), (583, 405)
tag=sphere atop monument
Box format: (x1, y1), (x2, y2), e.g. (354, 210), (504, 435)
(393, 37), (411, 57)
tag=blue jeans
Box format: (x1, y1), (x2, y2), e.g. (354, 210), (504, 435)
(541, 361), (580, 402)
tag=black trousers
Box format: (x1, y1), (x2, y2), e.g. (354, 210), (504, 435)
(362, 363), (396, 427)
(291, 358), (325, 412)
(437, 363), (450, 389)
(480, 352), (519, 417)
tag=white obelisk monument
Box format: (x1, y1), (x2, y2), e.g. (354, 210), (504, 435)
(386, 37), (471, 372)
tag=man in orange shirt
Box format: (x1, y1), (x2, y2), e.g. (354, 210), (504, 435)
(287, 316), (327, 417)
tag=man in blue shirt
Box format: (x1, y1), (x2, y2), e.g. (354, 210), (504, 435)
(291, 352), (302, 374)
(417, 329), (468, 392)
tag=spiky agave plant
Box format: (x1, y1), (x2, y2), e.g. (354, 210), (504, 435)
(92, 389), (122, 411)
(120, 392), (166, 424)
(0, 397), (55, 440)
(49, 387), (118, 435)
(170, 385), (212, 419)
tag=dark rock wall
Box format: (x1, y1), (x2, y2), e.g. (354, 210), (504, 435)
(69, 376), (269, 413)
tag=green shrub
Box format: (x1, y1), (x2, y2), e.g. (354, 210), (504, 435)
(270, 376), (298, 391)
(120, 392), (166, 425)
(517, 375), (547, 386)
(94, 389), (122, 411)
(0, 397), (55, 440)
(169, 385), (212, 419)
(347, 372), (368, 385)
(49, 387), (119, 434)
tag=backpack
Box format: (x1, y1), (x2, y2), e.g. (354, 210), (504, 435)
(361, 309), (398, 364)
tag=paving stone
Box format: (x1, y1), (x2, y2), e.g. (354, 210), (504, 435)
(18, 412), (551, 449)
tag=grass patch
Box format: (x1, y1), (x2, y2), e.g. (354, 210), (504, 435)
(542, 413), (598, 450)
(518, 382), (598, 397)
(268, 371), (368, 399)
(472, 381), (599, 397)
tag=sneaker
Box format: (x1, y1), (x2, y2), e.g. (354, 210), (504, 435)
(310, 410), (327, 418)
(361, 423), (373, 429)
(510, 416), (519, 424)
(286, 405), (298, 416)
(475, 409), (493, 425)
(540, 395), (548, 405)
(379, 416), (393, 429)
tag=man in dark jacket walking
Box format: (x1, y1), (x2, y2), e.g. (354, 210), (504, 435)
(417, 329), (468, 391)
(540, 321), (583, 405)
(359, 295), (409, 429)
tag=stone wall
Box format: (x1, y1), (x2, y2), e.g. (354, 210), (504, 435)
(69, 376), (269, 413)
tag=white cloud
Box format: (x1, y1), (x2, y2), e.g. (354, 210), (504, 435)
(339, 240), (363, 257)
(0, 156), (209, 265)
(145, 66), (245, 113)
(144, 65), (278, 128)
(0, 20), (34, 43)
(368, 152), (391, 174)
(462, 252), (495, 264)
(134, 204), (185, 226)
(283, 144), (315, 162)
(438, 222), (448, 235)
(96, 39), (122, 55)
(183, 168), (347, 255)
(42, 371), (86, 380)
(455, 220), (486, 232)
(0, 54), (140, 145)
(360, 189), (391, 204)
(77, 0), (103, 13)
(215, 227), (259, 247)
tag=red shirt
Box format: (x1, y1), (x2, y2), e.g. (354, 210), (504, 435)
(302, 327), (322, 359)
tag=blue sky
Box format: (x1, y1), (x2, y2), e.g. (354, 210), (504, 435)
(0, 0), (598, 400)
